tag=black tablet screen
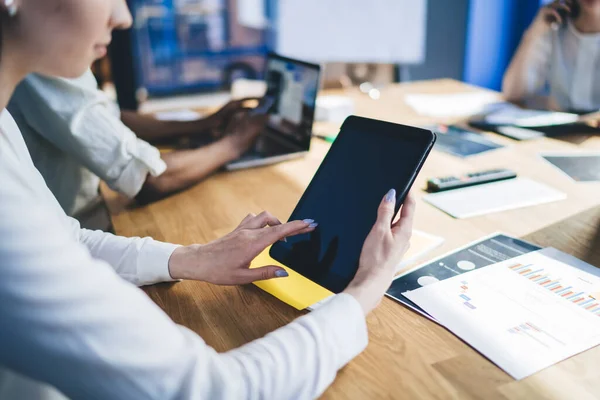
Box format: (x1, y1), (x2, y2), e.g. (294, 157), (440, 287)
(270, 116), (435, 293)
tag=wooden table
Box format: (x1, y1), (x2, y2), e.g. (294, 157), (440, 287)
(103, 79), (600, 399)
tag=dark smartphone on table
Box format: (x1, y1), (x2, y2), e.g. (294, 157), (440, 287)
(269, 116), (436, 293)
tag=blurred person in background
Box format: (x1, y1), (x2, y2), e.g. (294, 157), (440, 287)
(8, 71), (266, 230)
(503, 0), (600, 114)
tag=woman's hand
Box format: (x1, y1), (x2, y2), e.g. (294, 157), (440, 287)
(344, 189), (416, 315)
(168, 212), (317, 285)
(531, 0), (573, 33)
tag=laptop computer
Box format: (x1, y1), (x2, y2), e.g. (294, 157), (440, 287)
(225, 53), (321, 170)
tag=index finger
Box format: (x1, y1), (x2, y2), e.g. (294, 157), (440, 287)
(261, 219), (316, 245)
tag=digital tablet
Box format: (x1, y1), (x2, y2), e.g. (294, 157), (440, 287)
(270, 116), (436, 293)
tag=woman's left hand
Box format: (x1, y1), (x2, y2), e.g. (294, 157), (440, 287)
(168, 212), (317, 285)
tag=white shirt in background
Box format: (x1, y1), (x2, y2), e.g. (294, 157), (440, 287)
(7, 70), (166, 219)
(0, 108), (368, 400)
(522, 20), (600, 112)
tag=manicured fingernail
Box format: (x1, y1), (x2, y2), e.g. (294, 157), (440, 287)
(275, 269), (289, 277)
(309, 223), (319, 228)
(385, 189), (396, 203)
(303, 219), (315, 224)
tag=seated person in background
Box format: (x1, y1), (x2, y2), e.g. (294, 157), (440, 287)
(503, 0), (600, 113)
(8, 71), (265, 229)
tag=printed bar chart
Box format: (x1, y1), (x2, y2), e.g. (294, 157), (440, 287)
(508, 263), (600, 316)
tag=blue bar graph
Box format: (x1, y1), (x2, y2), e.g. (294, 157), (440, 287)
(508, 262), (600, 316)
(556, 286), (572, 294)
(524, 269), (543, 277)
(580, 298), (595, 306)
(514, 264), (532, 272)
(460, 294), (471, 301)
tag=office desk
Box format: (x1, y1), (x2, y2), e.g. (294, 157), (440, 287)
(103, 80), (600, 399)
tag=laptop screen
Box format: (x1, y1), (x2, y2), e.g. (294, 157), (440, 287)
(264, 54), (320, 150)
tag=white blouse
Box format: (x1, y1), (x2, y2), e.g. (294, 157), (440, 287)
(523, 20), (600, 112)
(7, 70), (166, 217)
(0, 109), (368, 399)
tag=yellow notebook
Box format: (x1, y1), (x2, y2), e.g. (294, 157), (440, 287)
(250, 248), (333, 310)
(251, 230), (444, 310)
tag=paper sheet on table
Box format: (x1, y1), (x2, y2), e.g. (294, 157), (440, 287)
(387, 233), (541, 321)
(395, 230), (445, 272)
(483, 104), (579, 127)
(404, 248), (600, 380)
(404, 92), (502, 118)
(252, 230), (444, 310)
(423, 178), (566, 219)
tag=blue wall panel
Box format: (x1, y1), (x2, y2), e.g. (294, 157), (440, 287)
(463, 0), (540, 90)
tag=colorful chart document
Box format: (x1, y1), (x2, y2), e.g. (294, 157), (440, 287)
(387, 233), (540, 320)
(404, 248), (600, 379)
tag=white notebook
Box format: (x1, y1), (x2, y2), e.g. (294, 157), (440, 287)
(423, 178), (566, 219)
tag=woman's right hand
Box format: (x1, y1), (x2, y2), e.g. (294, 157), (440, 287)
(343, 189), (416, 315)
(221, 112), (268, 158)
(531, 0), (573, 32)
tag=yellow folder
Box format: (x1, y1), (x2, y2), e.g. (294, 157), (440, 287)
(251, 230), (444, 310)
(250, 247), (333, 310)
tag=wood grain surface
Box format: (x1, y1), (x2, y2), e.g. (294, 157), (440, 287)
(102, 80), (600, 399)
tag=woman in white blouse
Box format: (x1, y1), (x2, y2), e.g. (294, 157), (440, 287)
(503, 0), (600, 113)
(0, 1), (415, 399)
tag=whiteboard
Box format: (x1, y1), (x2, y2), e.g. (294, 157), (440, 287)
(276, 0), (427, 64)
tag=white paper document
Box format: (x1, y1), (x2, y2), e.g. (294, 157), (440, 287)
(405, 248), (600, 379)
(404, 92), (502, 118)
(423, 178), (566, 219)
(484, 104), (579, 127)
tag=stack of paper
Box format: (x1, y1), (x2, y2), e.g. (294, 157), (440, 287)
(483, 103), (579, 127)
(393, 240), (600, 380)
(387, 233), (541, 320)
(404, 92), (502, 118)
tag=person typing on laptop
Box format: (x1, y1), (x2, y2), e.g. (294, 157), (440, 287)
(8, 70), (267, 229)
(210, 53), (321, 171)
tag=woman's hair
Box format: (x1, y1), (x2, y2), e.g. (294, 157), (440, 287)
(571, 0), (581, 20)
